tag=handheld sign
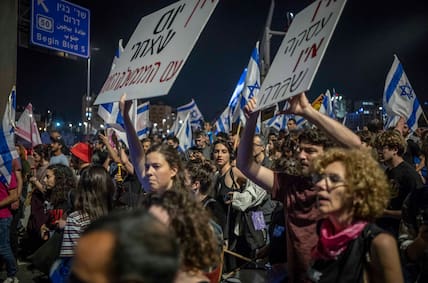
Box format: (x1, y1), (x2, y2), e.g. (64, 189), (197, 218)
(94, 0), (218, 105)
(256, 0), (347, 110)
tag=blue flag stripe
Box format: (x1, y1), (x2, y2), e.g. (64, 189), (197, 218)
(385, 62), (403, 103)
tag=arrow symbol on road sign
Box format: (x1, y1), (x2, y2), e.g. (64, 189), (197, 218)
(37, 0), (49, 13)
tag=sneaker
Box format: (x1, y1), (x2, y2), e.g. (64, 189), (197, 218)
(3, 277), (19, 283)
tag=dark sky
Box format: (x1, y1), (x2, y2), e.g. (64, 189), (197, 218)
(17, 0), (428, 123)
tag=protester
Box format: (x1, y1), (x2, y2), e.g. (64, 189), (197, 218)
(212, 139), (247, 278)
(120, 95), (187, 194)
(69, 142), (92, 176)
(307, 148), (403, 282)
(29, 164), (76, 274)
(375, 130), (423, 238)
(237, 93), (361, 282)
(147, 190), (221, 283)
(51, 165), (114, 281)
(49, 132), (69, 166)
(399, 184), (428, 282)
(70, 209), (180, 283)
(0, 172), (19, 283)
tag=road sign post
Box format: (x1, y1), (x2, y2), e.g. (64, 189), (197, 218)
(31, 0), (90, 58)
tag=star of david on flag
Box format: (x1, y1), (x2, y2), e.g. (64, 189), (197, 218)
(383, 54), (422, 132)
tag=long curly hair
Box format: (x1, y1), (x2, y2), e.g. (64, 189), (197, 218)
(311, 148), (390, 221)
(74, 165), (114, 220)
(147, 190), (220, 272)
(47, 164), (76, 207)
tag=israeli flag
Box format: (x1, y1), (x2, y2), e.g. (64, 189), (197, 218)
(214, 107), (231, 134)
(319, 90), (335, 118)
(136, 102), (150, 139)
(383, 55), (422, 131)
(176, 112), (193, 153)
(98, 102), (122, 124)
(0, 86), (19, 185)
(233, 42), (261, 126)
(229, 68), (247, 123)
(173, 99), (204, 133)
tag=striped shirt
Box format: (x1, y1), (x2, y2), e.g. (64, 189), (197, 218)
(59, 211), (91, 257)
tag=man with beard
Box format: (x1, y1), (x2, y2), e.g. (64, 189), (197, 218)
(237, 93), (361, 283)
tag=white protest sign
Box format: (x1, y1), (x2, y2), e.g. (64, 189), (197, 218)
(256, 0), (347, 110)
(94, 0), (218, 105)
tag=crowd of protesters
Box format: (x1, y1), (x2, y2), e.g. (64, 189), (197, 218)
(1, 91), (428, 283)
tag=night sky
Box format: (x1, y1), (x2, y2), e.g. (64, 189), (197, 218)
(17, 0), (428, 123)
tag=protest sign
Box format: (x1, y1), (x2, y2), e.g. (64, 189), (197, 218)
(94, 0), (218, 105)
(256, 0), (347, 110)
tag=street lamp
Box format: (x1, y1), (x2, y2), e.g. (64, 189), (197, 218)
(86, 47), (100, 134)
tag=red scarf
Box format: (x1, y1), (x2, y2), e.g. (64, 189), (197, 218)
(312, 219), (367, 260)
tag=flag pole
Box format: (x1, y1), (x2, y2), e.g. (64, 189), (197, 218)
(234, 121), (242, 151)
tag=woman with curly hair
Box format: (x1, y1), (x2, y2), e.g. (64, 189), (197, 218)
(147, 190), (221, 283)
(40, 164), (76, 240)
(29, 164), (76, 274)
(307, 148), (403, 283)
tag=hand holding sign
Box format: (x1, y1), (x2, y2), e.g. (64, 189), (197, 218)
(256, 0), (347, 111)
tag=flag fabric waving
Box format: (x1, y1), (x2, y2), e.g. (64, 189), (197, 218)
(135, 101), (150, 139)
(383, 55), (422, 131)
(176, 112), (193, 153)
(0, 86), (19, 185)
(172, 99), (204, 134)
(319, 90), (335, 118)
(15, 103), (42, 147)
(233, 42), (261, 126)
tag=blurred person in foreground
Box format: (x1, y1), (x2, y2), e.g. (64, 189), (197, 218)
(70, 209), (180, 283)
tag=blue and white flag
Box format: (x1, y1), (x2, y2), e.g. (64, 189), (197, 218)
(176, 112), (193, 153)
(383, 55), (422, 131)
(173, 99), (204, 134)
(110, 39), (124, 71)
(15, 103), (42, 147)
(214, 107), (231, 134)
(0, 86), (19, 185)
(233, 42), (261, 126)
(98, 102), (122, 124)
(319, 90), (335, 118)
(135, 101), (150, 139)
(229, 68), (247, 123)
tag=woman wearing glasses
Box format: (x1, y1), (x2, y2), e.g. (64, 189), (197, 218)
(307, 148), (403, 283)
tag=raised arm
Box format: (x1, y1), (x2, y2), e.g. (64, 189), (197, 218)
(236, 98), (275, 191)
(119, 94), (145, 185)
(285, 93), (362, 148)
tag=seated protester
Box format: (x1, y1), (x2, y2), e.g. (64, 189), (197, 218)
(70, 209), (180, 283)
(308, 148), (403, 283)
(186, 161), (226, 231)
(399, 185), (428, 282)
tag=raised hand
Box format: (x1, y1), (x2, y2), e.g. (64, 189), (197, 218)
(119, 93), (133, 118)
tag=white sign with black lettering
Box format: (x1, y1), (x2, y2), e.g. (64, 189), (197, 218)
(94, 0), (218, 105)
(256, 0), (347, 110)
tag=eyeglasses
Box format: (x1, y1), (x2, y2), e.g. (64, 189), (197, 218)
(311, 173), (347, 192)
